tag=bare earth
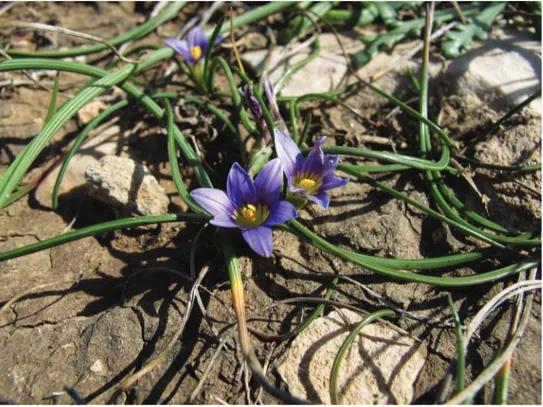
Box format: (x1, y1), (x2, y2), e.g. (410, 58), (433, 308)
(0, 2), (540, 404)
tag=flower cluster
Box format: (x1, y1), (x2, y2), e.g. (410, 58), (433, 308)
(191, 130), (349, 257)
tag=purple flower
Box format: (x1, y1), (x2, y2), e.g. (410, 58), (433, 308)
(190, 159), (298, 257)
(275, 129), (349, 210)
(165, 27), (224, 64)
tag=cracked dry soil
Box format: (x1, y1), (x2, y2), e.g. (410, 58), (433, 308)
(0, 2), (541, 405)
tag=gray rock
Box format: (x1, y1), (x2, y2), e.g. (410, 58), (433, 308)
(35, 125), (121, 209)
(277, 309), (427, 404)
(0, 236), (51, 307)
(473, 111), (541, 231)
(85, 155), (169, 217)
(312, 181), (425, 260)
(440, 30), (541, 114)
(242, 32), (441, 108)
(474, 111), (541, 167)
(0, 308), (143, 404)
(242, 33), (360, 96)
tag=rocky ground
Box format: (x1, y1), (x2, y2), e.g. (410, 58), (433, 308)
(0, 2), (541, 405)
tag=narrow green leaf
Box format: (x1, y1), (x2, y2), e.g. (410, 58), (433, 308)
(163, 98), (208, 215)
(284, 220), (539, 287)
(278, 1), (335, 45)
(52, 100), (129, 210)
(441, 2), (506, 59)
(44, 72), (60, 125)
(204, 15), (226, 89)
(298, 113), (312, 147)
(330, 309), (396, 404)
(447, 294), (466, 397)
(0, 213), (209, 262)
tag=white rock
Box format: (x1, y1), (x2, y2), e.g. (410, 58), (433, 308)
(277, 309), (426, 404)
(35, 125), (121, 209)
(77, 100), (108, 125)
(89, 359), (106, 376)
(441, 30), (541, 114)
(242, 33), (361, 97)
(85, 155), (169, 217)
(242, 32), (441, 107)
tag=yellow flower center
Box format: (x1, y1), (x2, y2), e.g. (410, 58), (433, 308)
(295, 175), (321, 195)
(190, 46), (202, 62)
(235, 203), (269, 228)
(298, 179), (316, 191)
(241, 204), (257, 222)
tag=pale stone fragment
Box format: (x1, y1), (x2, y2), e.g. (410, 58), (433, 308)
(85, 155), (169, 217)
(277, 309), (427, 404)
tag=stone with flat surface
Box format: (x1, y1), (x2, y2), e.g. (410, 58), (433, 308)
(277, 309), (426, 404)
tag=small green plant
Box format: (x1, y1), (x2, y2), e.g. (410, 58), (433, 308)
(166, 25), (224, 94)
(442, 2), (507, 58)
(0, 1), (540, 404)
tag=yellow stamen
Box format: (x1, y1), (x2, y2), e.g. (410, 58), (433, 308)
(298, 179), (316, 191)
(241, 204), (257, 222)
(235, 204), (269, 228)
(190, 45), (202, 62)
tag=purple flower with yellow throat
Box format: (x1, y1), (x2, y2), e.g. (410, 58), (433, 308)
(190, 159), (298, 257)
(275, 129), (349, 210)
(165, 26), (223, 65)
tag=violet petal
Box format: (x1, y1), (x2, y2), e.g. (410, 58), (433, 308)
(323, 154), (340, 176)
(274, 129), (303, 180)
(264, 201), (298, 226)
(307, 191), (330, 209)
(191, 188), (235, 217)
(227, 162), (257, 208)
(242, 226), (273, 257)
(214, 34), (225, 45)
(188, 26), (209, 55)
(249, 95), (263, 119)
(302, 136), (325, 176)
(289, 185), (308, 196)
(321, 175), (349, 191)
(165, 38), (194, 63)
(209, 213), (238, 228)
(254, 158), (283, 206)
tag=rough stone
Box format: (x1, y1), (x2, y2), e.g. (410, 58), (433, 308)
(277, 309), (427, 404)
(242, 33), (362, 96)
(0, 307), (143, 404)
(35, 126), (121, 209)
(242, 32), (441, 108)
(77, 100), (108, 125)
(85, 155), (170, 217)
(310, 180), (425, 260)
(0, 236), (51, 304)
(89, 359), (106, 375)
(440, 30), (541, 114)
(473, 111), (541, 231)
(474, 111), (541, 167)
